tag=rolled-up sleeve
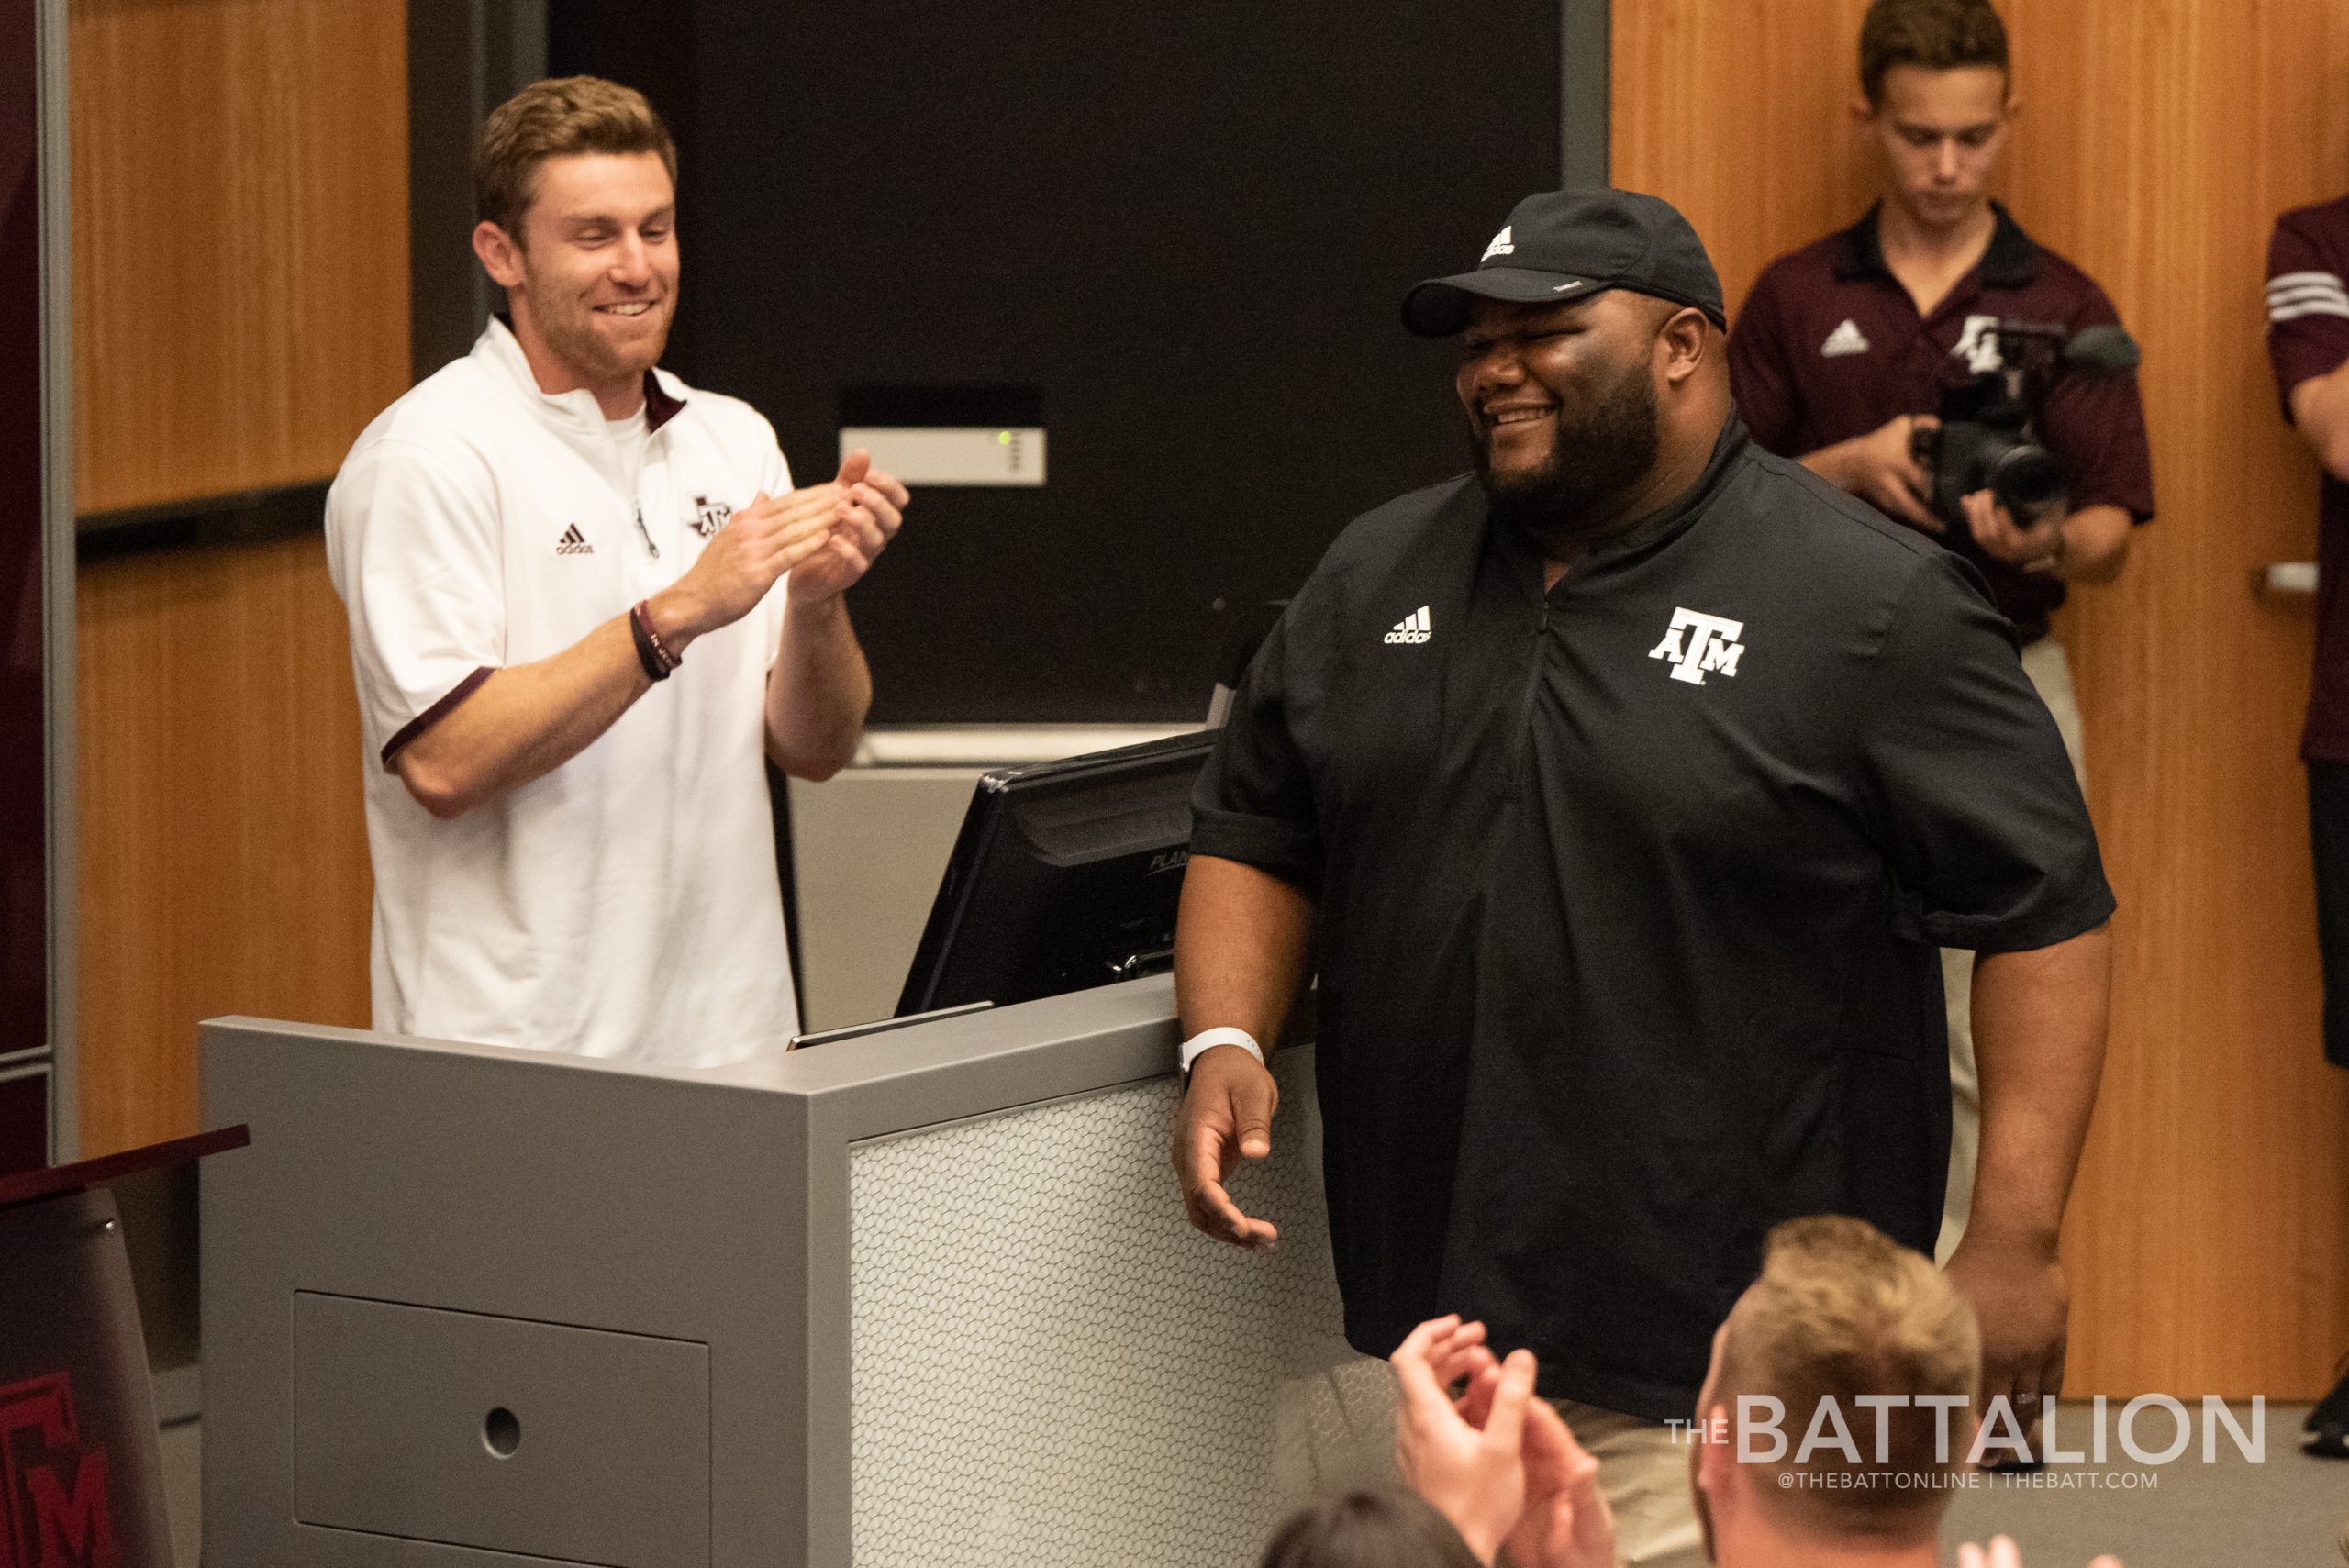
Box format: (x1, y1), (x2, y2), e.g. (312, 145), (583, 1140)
(1860, 554), (2116, 951)
(1190, 608), (1322, 887)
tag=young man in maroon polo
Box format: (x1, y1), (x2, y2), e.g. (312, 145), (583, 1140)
(1728, 0), (2153, 1264)
(2266, 189), (2349, 1457)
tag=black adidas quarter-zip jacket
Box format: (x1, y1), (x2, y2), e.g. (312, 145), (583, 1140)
(1191, 417), (2113, 1422)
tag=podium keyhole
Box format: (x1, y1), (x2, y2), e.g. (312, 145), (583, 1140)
(484, 1407), (521, 1457)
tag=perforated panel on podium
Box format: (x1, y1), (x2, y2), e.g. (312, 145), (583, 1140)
(202, 979), (1370, 1568)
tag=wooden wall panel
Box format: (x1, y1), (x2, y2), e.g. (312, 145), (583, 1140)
(1616, 0), (2349, 1399)
(72, 0), (405, 1153)
(70, 0), (408, 514)
(75, 535), (372, 1155)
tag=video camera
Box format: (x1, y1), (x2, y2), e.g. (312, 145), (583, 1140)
(1909, 320), (2141, 530)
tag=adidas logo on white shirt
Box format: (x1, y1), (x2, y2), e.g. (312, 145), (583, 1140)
(1385, 606), (1432, 645)
(555, 524), (593, 555)
(1820, 318), (1871, 358)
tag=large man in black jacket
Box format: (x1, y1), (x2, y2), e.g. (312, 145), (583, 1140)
(1171, 189), (2113, 1566)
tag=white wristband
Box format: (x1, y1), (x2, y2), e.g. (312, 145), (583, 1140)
(1180, 1026), (1264, 1075)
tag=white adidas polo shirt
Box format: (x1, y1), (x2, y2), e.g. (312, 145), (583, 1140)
(326, 319), (801, 1067)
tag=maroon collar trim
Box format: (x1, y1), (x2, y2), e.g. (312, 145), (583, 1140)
(644, 372), (687, 432)
(487, 316), (687, 429)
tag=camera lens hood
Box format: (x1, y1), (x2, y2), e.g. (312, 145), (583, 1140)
(1989, 442), (2066, 515)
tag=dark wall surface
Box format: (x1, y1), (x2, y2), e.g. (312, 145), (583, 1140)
(557, 4), (1563, 721)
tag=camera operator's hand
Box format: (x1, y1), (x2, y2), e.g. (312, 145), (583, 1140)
(1962, 490), (2067, 574)
(1806, 414), (1943, 533)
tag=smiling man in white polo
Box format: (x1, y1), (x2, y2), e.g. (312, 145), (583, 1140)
(326, 77), (907, 1066)
(1170, 188), (2114, 1565)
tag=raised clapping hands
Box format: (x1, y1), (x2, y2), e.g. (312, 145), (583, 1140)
(785, 448), (908, 605)
(1391, 1315), (1615, 1568)
(1957, 1535), (2123, 1568)
(662, 450), (907, 639)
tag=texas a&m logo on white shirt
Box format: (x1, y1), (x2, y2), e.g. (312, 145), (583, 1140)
(1647, 606), (1746, 684)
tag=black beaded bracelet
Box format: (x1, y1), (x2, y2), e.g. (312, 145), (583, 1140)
(629, 600), (678, 681)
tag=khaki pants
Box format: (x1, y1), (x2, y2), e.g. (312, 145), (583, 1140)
(1937, 637), (2088, 1262)
(1550, 1399), (1706, 1567)
(1275, 1358), (1706, 1567)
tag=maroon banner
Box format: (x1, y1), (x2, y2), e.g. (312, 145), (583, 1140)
(0, 0), (50, 1093)
(0, 1190), (174, 1567)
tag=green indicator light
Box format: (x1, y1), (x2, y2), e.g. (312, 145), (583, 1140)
(997, 430), (1013, 445)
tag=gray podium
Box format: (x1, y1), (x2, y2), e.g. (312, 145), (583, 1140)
(201, 978), (1388, 1568)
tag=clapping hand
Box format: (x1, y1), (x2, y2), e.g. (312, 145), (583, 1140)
(1957, 1534), (2122, 1568)
(783, 448), (908, 606)
(1392, 1315), (1616, 1568)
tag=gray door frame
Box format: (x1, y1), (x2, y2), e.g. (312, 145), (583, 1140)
(407, 0), (548, 382)
(39, 0), (75, 1162)
(1563, 0), (1610, 187)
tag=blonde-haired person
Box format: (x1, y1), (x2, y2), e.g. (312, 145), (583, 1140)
(1392, 1217), (2122, 1568)
(327, 77), (908, 1065)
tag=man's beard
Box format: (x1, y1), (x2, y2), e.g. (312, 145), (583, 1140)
(520, 267), (674, 388)
(1472, 360), (1661, 545)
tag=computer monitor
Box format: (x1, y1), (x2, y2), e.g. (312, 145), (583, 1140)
(895, 730), (1216, 1016)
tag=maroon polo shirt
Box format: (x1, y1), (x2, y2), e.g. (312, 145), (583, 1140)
(2268, 195), (2349, 762)
(1730, 204), (2156, 645)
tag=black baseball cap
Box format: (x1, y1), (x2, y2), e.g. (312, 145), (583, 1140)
(1402, 188), (1728, 337)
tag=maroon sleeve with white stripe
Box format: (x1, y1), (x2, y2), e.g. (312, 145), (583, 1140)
(2269, 203), (2349, 417)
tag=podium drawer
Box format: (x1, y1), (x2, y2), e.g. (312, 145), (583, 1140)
(293, 1292), (709, 1566)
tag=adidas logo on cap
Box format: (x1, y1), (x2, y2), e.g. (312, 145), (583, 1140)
(1480, 226), (1515, 264)
(555, 524), (593, 555)
(1384, 606), (1432, 645)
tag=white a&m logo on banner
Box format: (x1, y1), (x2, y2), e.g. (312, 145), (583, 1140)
(1647, 606), (1746, 684)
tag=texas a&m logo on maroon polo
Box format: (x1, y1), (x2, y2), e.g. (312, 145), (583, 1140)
(1, 1373), (119, 1568)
